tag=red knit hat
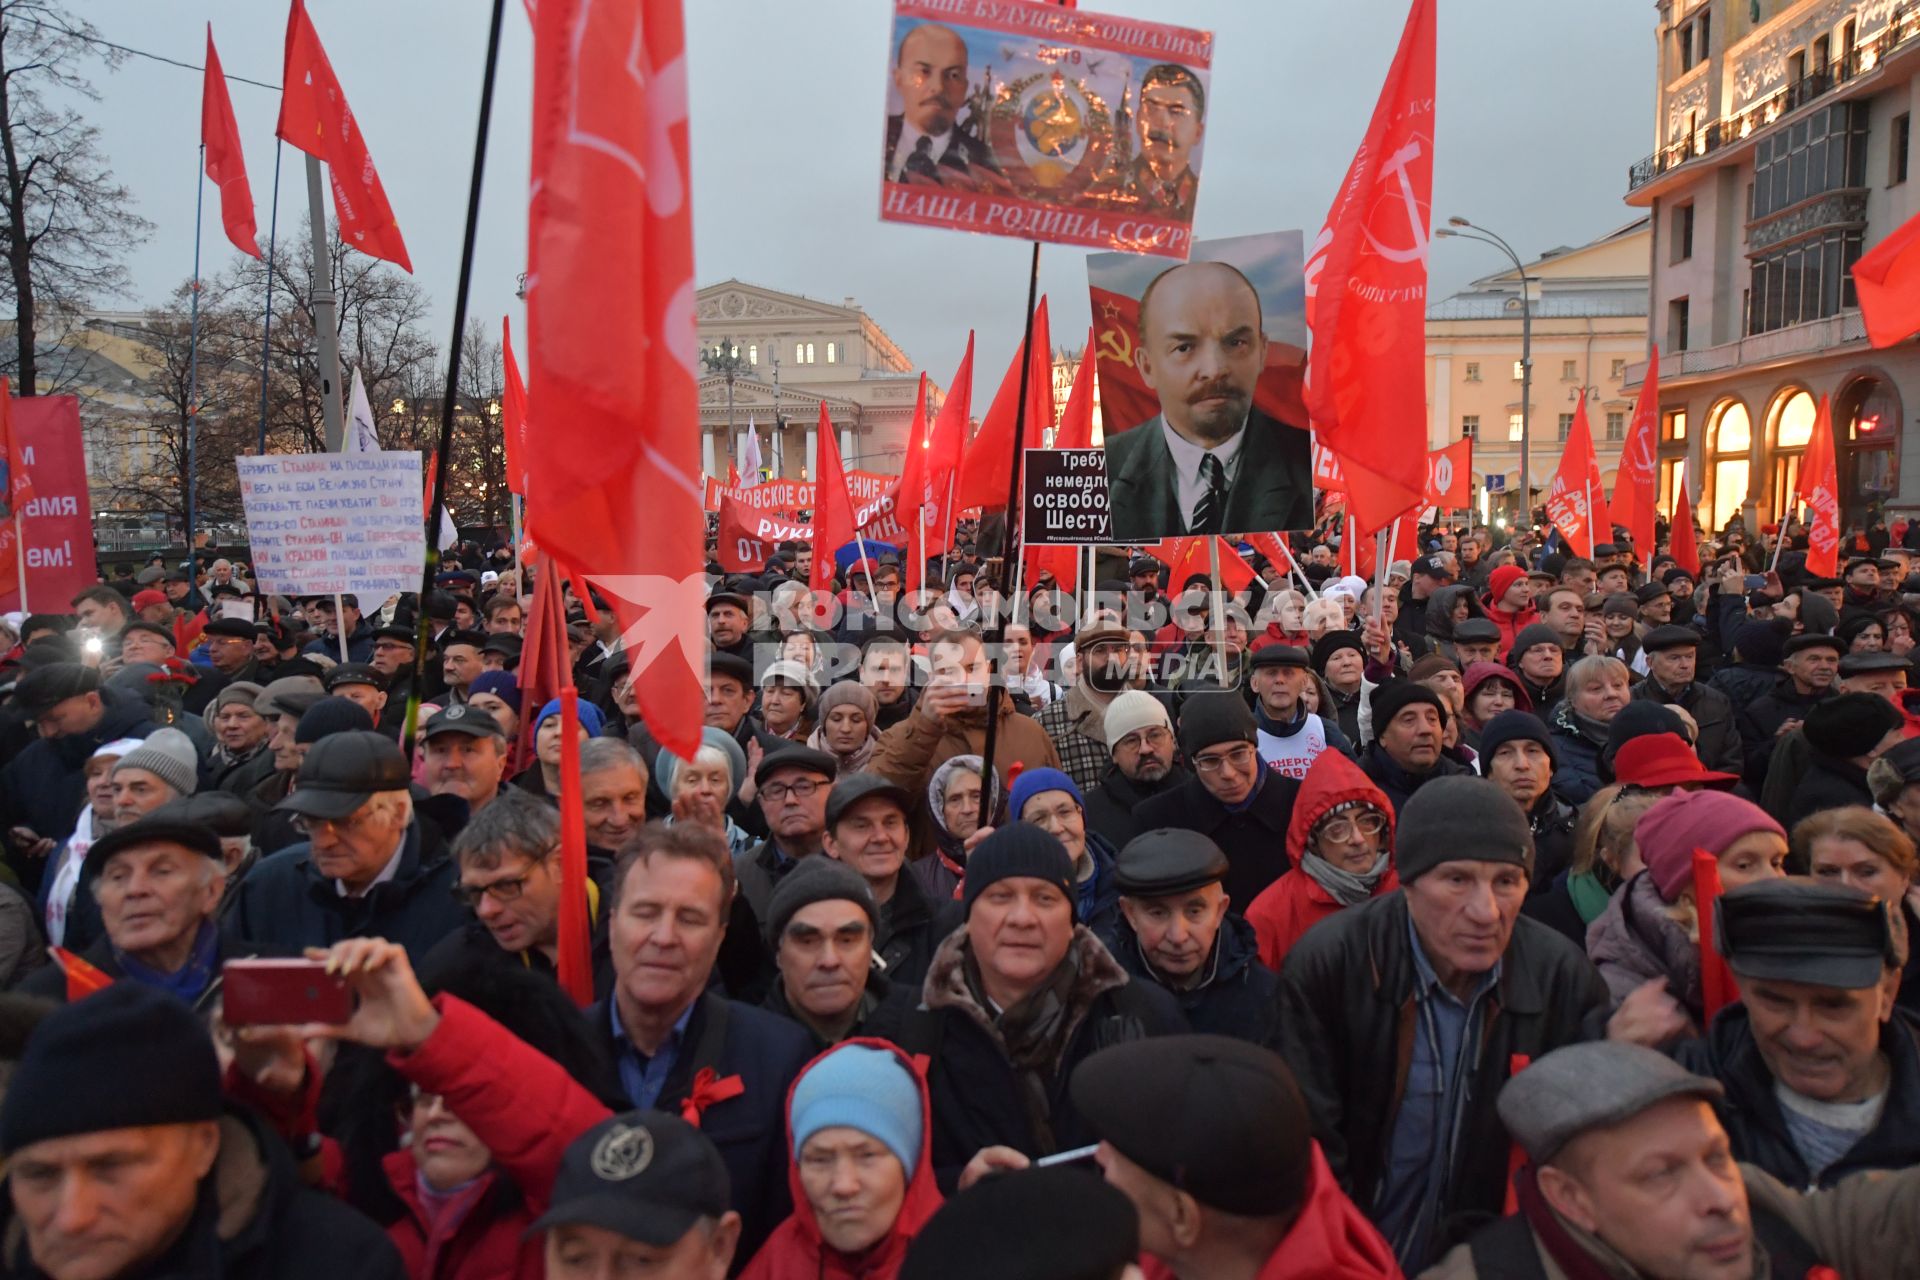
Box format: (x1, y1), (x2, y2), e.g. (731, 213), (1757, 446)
(1485, 564), (1528, 609)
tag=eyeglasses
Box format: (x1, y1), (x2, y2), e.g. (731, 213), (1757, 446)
(451, 857), (550, 907)
(291, 808), (374, 838)
(1116, 726), (1173, 752)
(761, 778), (824, 803)
(1192, 743), (1256, 774)
(1316, 812), (1389, 843)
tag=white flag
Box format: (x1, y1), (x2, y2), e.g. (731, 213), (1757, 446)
(742, 415), (762, 479)
(344, 368), (384, 455)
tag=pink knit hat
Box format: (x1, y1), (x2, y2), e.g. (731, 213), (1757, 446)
(1633, 790), (1786, 902)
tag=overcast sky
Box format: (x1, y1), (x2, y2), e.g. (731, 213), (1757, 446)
(85, 0), (1654, 389)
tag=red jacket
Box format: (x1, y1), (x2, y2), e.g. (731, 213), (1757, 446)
(741, 1039), (943, 1280)
(1245, 751), (1399, 971)
(381, 995), (613, 1280)
(1142, 1144), (1403, 1279)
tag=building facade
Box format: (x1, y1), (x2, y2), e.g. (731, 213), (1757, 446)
(1426, 221), (1652, 521)
(695, 281), (934, 482)
(1625, 0), (1919, 532)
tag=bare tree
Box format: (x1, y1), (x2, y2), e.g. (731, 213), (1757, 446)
(0, 2), (151, 394)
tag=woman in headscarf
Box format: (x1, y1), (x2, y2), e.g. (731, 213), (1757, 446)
(809, 680), (880, 775)
(657, 725), (754, 857)
(914, 753), (999, 903)
(1460, 662), (1532, 737)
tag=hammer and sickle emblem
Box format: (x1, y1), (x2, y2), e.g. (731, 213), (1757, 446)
(1097, 326), (1134, 367)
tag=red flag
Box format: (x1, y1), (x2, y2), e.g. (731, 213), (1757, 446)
(276, 0), (412, 272)
(1025, 334), (1099, 595)
(1607, 346), (1660, 554)
(956, 299), (1051, 511)
(501, 317), (529, 496)
(0, 379), (32, 517)
(727, 460), (739, 488)
(49, 946), (113, 1001)
(1669, 464), (1701, 578)
(907, 337), (975, 569)
(515, 551), (571, 762)
(527, 0), (703, 762)
(893, 372), (932, 519)
(1854, 207), (1920, 348)
(716, 498), (809, 574)
(1692, 850), (1737, 1021)
(1423, 439), (1473, 508)
(1304, 0), (1435, 535)
(1542, 400), (1606, 560)
(1146, 536), (1255, 594)
(810, 403), (857, 594)
(1796, 394), (1841, 578)
(201, 28), (262, 260)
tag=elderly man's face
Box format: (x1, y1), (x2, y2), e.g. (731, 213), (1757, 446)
(37, 693), (104, 740)
(1739, 971), (1900, 1103)
(1405, 859), (1527, 986)
(893, 24), (969, 135)
(825, 797), (909, 886)
(1136, 263), (1266, 450)
(760, 765), (830, 846)
(1110, 723), (1174, 784)
(704, 676), (753, 731)
(1518, 643), (1564, 685)
(212, 703), (267, 754)
(581, 763), (649, 850)
(778, 899), (873, 1027)
(93, 843), (221, 966)
(1488, 739), (1552, 810)
(118, 630), (173, 667)
(1380, 704), (1444, 771)
(610, 854), (729, 1017)
(544, 1220), (740, 1280)
(707, 605), (748, 648)
(459, 848), (561, 956)
(442, 644), (483, 690)
(111, 770), (177, 823)
(1119, 883), (1227, 981)
(300, 794), (411, 891)
(11, 1121), (221, 1280)
(1138, 77), (1202, 172)
(423, 734), (507, 808)
(967, 875), (1074, 1000)
(371, 636), (413, 676)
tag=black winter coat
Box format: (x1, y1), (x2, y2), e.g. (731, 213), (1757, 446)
(1787, 753), (1877, 827)
(1357, 741), (1472, 818)
(1083, 761), (1190, 851)
(1672, 1005), (1920, 1187)
(1134, 768), (1301, 909)
(1104, 911), (1279, 1044)
(1631, 677), (1743, 778)
(1736, 678), (1830, 793)
(0, 687), (156, 847)
(230, 818), (468, 961)
(876, 864), (940, 991)
(1273, 892), (1608, 1255)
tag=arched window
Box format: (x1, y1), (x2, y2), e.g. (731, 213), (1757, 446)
(1706, 400), (1751, 533)
(826, 342), (837, 364)
(1767, 388), (1816, 522)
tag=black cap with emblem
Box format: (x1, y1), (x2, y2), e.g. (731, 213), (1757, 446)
(531, 1110), (732, 1246)
(421, 703), (506, 740)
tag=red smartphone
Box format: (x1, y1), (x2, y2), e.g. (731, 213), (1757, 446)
(221, 958), (353, 1027)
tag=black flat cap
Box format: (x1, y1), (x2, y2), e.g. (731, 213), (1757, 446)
(439, 629), (486, 650)
(324, 662), (387, 692)
(1248, 644), (1310, 670)
(203, 618), (257, 641)
(1716, 879), (1901, 990)
(149, 791), (254, 839)
(1634, 582), (1670, 605)
(480, 633), (522, 657)
(1641, 624), (1702, 653)
(705, 590), (751, 615)
(14, 663), (100, 717)
(1784, 632), (1844, 657)
(825, 772), (910, 828)
(275, 731), (411, 820)
(900, 1165), (1137, 1280)
(373, 624), (416, 644)
(422, 704), (506, 740)
(81, 813), (224, 882)
(708, 653), (754, 687)
(754, 744), (838, 788)
(1452, 617), (1502, 644)
(1839, 651), (1910, 678)
(1114, 829), (1229, 897)
(1071, 1035), (1312, 1217)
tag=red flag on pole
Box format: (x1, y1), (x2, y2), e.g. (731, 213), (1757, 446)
(500, 317), (529, 496)
(276, 0), (412, 272)
(1669, 463), (1701, 578)
(527, 0), (703, 762)
(1607, 346), (1660, 553)
(1692, 850), (1737, 1021)
(202, 28), (262, 260)
(955, 299), (1052, 511)
(1796, 394), (1841, 578)
(1304, 0), (1435, 536)
(810, 403), (857, 595)
(1542, 400), (1606, 561)
(1854, 207), (1920, 349)
(916, 336), (974, 563)
(50, 946), (114, 1001)
(0, 378), (33, 516)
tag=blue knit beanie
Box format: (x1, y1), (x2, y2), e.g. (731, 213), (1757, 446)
(790, 1044), (922, 1173)
(535, 697), (605, 739)
(469, 671), (522, 715)
(1007, 766), (1082, 824)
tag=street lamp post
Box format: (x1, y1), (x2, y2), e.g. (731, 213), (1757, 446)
(1437, 218), (1534, 527)
(702, 336), (748, 471)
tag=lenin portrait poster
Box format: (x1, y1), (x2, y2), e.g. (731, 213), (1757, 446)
(1088, 231), (1314, 543)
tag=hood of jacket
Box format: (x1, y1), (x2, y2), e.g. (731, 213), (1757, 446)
(753, 1037), (943, 1280)
(1422, 585), (1486, 641)
(1585, 870), (1703, 1016)
(1461, 661), (1533, 715)
(1285, 750), (1394, 861)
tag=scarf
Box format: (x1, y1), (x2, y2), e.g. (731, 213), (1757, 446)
(115, 919), (220, 1003)
(964, 946), (1082, 1152)
(1299, 851), (1391, 907)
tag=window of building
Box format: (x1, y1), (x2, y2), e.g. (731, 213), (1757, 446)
(1751, 102), (1867, 220)
(1461, 415), (1480, 440)
(1561, 360), (1578, 382)
(1668, 297), (1690, 352)
(1606, 411), (1626, 441)
(1748, 229), (1863, 334)
(806, 343), (817, 364)
(1464, 362), (1480, 382)
(1508, 413), (1525, 442)
(1512, 360), (1525, 381)
(748, 344), (758, 365)
(1707, 400), (1752, 532)
(1662, 409), (1687, 442)
(1610, 359), (1627, 380)
(826, 342), (837, 364)
(1671, 203), (1695, 263)
(1557, 412), (1574, 441)
(1894, 114), (1911, 186)
(1767, 388), (1817, 520)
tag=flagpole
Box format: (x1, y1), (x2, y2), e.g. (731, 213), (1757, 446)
(1374, 519), (1396, 627)
(304, 154), (347, 454)
(185, 144), (207, 591)
(1206, 535), (1226, 680)
(256, 139), (283, 455)
(404, 0), (507, 759)
(978, 241), (1043, 798)
(940, 475), (956, 582)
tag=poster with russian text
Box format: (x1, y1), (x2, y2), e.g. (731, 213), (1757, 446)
(237, 451), (427, 598)
(880, 0), (1211, 258)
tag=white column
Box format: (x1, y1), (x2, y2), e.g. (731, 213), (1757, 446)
(805, 423), (818, 479)
(701, 429), (716, 480)
(841, 428), (855, 467)
(737, 427), (749, 472)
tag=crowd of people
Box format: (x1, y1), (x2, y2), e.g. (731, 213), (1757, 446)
(1, 512), (1919, 1279)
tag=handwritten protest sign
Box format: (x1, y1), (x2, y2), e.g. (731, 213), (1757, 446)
(237, 451), (427, 597)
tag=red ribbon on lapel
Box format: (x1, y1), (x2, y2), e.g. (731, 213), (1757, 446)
(680, 1067), (744, 1129)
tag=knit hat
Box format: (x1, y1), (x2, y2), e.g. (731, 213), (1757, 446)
(1803, 692), (1905, 761)
(1310, 630), (1365, 676)
(111, 728), (198, 799)
(1395, 776), (1534, 884)
(1731, 620), (1788, 668)
(468, 670), (523, 715)
(1370, 680), (1448, 730)
(1176, 691), (1257, 760)
(789, 1043), (923, 1174)
(655, 726), (749, 797)
(1506, 623), (1563, 667)
(962, 824), (1074, 919)
(296, 696), (375, 745)
(0, 981), (221, 1153)
(1103, 689), (1171, 750)
(1478, 710), (1556, 767)
(207, 680), (265, 717)
(765, 853), (876, 945)
(1486, 564), (1528, 607)
(1633, 791), (1787, 902)
(536, 697), (606, 739)
(1008, 767), (1082, 824)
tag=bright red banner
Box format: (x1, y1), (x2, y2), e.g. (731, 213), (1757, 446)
(501, 316), (528, 496)
(0, 395), (93, 612)
(1669, 464), (1701, 578)
(956, 298), (1051, 511)
(202, 28), (262, 260)
(1608, 346), (1660, 554)
(276, 0), (412, 272)
(1854, 206), (1920, 349)
(1542, 399), (1606, 561)
(717, 498), (810, 574)
(811, 403), (856, 594)
(1303, 0), (1435, 535)
(1796, 394), (1840, 578)
(1425, 439), (1472, 508)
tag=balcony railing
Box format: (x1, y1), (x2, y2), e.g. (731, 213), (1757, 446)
(1627, 2), (1920, 193)
(1621, 310), (1870, 387)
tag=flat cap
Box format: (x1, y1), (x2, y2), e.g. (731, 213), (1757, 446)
(1839, 650), (1910, 678)
(81, 813), (224, 883)
(422, 703), (506, 740)
(705, 589), (752, 615)
(1071, 1035), (1312, 1216)
(1640, 624), (1702, 653)
(324, 662), (387, 692)
(1248, 644), (1310, 670)
(254, 675), (326, 719)
(1784, 632), (1844, 657)
(708, 653), (754, 687)
(1716, 878), (1901, 989)
(1634, 582), (1670, 605)
(13, 663), (100, 717)
(1451, 617), (1502, 644)
(203, 617), (258, 641)
(1114, 829), (1229, 897)
(824, 772), (910, 828)
(1497, 1041), (1723, 1164)
(754, 744), (838, 787)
